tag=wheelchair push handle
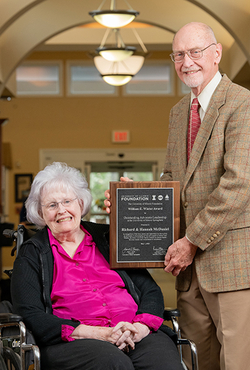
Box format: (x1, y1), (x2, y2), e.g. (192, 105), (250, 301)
(2, 229), (17, 240)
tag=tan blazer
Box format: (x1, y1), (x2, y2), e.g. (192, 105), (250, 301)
(161, 74), (250, 293)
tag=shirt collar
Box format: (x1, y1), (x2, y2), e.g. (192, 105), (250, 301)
(191, 71), (222, 115)
(48, 225), (93, 249)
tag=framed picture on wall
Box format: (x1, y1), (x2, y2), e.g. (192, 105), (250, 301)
(15, 174), (33, 203)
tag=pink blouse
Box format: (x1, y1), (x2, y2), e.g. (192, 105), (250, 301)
(49, 227), (163, 341)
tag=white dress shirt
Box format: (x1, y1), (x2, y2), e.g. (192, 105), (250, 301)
(191, 71), (222, 122)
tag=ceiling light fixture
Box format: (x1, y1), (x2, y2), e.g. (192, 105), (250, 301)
(89, 0), (139, 29)
(93, 27), (148, 86)
(96, 28), (136, 62)
(93, 53), (146, 86)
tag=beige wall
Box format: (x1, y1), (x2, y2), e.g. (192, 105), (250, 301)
(1, 50), (182, 226)
(0, 50), (184, 274)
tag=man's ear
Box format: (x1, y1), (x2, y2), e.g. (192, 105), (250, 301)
(215, 43), (222, 65)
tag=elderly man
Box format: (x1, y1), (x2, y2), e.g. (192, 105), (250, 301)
(162, 22), (250, 370)
(105, 21), (250, 370)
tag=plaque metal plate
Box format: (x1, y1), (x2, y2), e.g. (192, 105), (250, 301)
(109, 181), (180, 268)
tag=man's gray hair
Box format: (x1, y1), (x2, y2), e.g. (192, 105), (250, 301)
(26, 162), (92, 228)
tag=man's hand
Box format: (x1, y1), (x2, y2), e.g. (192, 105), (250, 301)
(104, 177), (133, 214)
(164, 236), (197, 276)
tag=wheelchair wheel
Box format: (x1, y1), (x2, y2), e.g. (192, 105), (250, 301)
(0, 353), (8, 370)
(2, 347), (21, 370)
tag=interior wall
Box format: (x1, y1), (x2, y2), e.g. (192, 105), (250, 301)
(0, 50), (182, 228)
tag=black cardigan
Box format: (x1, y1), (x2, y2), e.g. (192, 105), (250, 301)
(11, 221), (176, 346)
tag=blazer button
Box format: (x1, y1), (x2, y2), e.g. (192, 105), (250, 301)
(184, 202), (188, 208)
(216, 231), (221, 235)
(213, 233), (218, 238)
(207, 239), (211, 244)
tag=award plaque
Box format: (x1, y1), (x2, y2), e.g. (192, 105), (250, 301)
(109, 181), (180, 268)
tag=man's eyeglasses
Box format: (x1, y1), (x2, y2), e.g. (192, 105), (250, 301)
(170, 43), (216, 63)
(41, 198), (78, 211)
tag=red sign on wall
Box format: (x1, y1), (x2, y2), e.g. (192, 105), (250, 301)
(112, 130), (130, 143)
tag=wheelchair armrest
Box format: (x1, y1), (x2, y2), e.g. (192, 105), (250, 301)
(163, 308), (180, 321)
(0, 313), (41, 370)
(163, 308), (181, 340)
(0, 313), (22, 324)
(163, 310), (199, 370)
(177, 338), (199, 370)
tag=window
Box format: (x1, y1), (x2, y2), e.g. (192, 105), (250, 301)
(67, 61), (117, 96)
(88, 162), (155, 224)
(16, 62), (62, 96)
(123, 61), (174, 95)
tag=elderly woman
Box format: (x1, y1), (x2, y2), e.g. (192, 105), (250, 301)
(11, 162), (182, 370)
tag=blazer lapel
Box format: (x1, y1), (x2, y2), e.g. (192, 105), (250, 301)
(183, 75), (230, 189)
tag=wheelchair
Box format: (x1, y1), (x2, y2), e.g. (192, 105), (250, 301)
(0, 304), (40, 370)
(0, 224), (198, 370)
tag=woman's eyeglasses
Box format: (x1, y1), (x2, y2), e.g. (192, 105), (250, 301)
(41, 198), (77, 211)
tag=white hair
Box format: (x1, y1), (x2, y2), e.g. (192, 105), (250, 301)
(26, 162), (92, 228)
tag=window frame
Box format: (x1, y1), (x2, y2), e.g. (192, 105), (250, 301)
(16, 60), (63, 97)
(66, 60), (118, 97)
(122, 59), (175, 96)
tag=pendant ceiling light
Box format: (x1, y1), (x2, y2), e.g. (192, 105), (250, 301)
(90, 27), (148, 86)
(97, 46), (135, 62)
(93, 53), (146, 86)
(96, 28), (136, 62)
(103, 74), (133, 86)
(89, 0), (139, 29)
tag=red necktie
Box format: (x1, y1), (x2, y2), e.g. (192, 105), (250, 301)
(187, 98), (201, 162)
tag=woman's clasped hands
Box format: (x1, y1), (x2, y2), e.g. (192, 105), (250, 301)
(112, 321), (150, 351)
(71, 321), (150, 351)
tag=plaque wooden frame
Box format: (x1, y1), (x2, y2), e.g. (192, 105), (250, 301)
(109, 181), (180, 269)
